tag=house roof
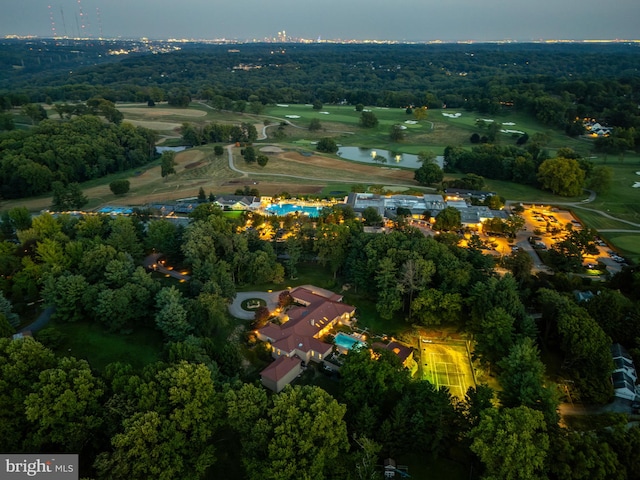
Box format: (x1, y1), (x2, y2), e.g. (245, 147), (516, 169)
(272, 333), (332, 357)
(260, 356), (301, 383)
(372, 341), (413, 363)
(258, 286), (355, 356)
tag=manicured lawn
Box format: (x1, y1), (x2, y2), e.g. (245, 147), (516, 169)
(571, 208), (640, 231)
(599, 232), (640, 263)
(472, 177), (585, 203)
(586, 157), (640, 223)
(52, 321), (163, 372)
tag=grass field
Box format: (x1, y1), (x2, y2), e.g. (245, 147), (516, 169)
(7, 101), (638, 266)
(52, 321), (163, 372)
(420, 340), (476, 398)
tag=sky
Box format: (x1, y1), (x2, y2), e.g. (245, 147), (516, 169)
(2, 0), (639, 42)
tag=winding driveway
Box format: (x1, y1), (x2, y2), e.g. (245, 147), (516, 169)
(229, 290), (283, 320)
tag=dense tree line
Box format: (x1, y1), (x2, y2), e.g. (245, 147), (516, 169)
(443, 144), (612, 196)
(0, 114), (155, 199)
(1, 42), (639, 147)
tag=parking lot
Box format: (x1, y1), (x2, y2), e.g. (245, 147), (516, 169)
(518, 204), (626, 274)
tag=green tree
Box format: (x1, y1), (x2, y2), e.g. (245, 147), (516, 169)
(243, 146), (256, 163)
(411, 288), (463, 326)
(414, 162), (443, 185)
(257, 154), (269, 167)
(314, 223), (351, 279)
(389, 124), (405, 141)
(312, 100), (323, 110)
(51, 182), (88, 211)
(340, 347), (409, 437)
(474, 307), (516, 369)
(109, 179), (130, 195)
(413, 106), (428, 121)
(417, 150), (437, 164)
(7, 207), (32, 231)
(309, 118), (322, 131)
(42, 273), (90, 323)
(434, 207), (461, 231)
(537, 157), (585, 196)
(497, 338), (559, 422)
(470, 406), (549, 480)
(21, 103), (48, 124)
(25, 356), (104, 451)
(360, 111), (378, 128)
(284, 236), (303, 279)
(587, 165), (613, 194)
(0, 338), (57, 450)
(0, 291), (19, 329)
(96, 362), (219, 480)
(375, 257), (403, 320)
(316, 137), (339, 153)
(107, 216), (144, 259)
(362, 206), (383, 226)
(264, 386), (349, 480)
(160, 151), (177, 178)
(155, 286), (193, 341)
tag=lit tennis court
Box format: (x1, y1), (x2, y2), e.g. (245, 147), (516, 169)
(420, 340), (476, 398)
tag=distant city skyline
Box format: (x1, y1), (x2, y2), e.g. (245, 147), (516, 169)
(2, 0), (639, 42)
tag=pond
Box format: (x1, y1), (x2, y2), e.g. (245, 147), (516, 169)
(156, 146), (189, 154)
(337, 147), (443, 169)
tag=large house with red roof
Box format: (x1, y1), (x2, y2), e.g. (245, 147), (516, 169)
(258, 285), (356, 392)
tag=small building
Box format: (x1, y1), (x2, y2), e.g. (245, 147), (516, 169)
(260, 356), (302, 393)
(214, 195), (261, 210)
(611, 343), (638, 402)
(384, 458), (397, 478)
(372, 340), (417, 375)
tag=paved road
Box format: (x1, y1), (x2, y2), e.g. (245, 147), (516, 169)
(19, 306), (54, 333)
(229, 290), (283, 320)
(142, 253), (191, 281)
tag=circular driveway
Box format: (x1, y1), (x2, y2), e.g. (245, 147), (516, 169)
(229, 290), (283, 320)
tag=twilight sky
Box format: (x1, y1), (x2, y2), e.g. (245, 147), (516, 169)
(2, 0), (639, 41)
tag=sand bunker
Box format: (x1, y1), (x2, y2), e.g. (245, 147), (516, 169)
(405, 120), (418, 124)
(633, 182), (640, 188)
(260, 146), (285, 154)
(285, 115), (300, 119)
(320, 111), (330, 114)
(503, 122), (516, 126)
(442, 112), (462, 118)
(276, 104), (289, 107)
(501, 129), (525, 135)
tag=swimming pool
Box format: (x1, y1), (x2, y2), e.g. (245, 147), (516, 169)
(334, 332), (366, 352)
(265, 203), (321, 217)
(97, 206), (134, 215)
